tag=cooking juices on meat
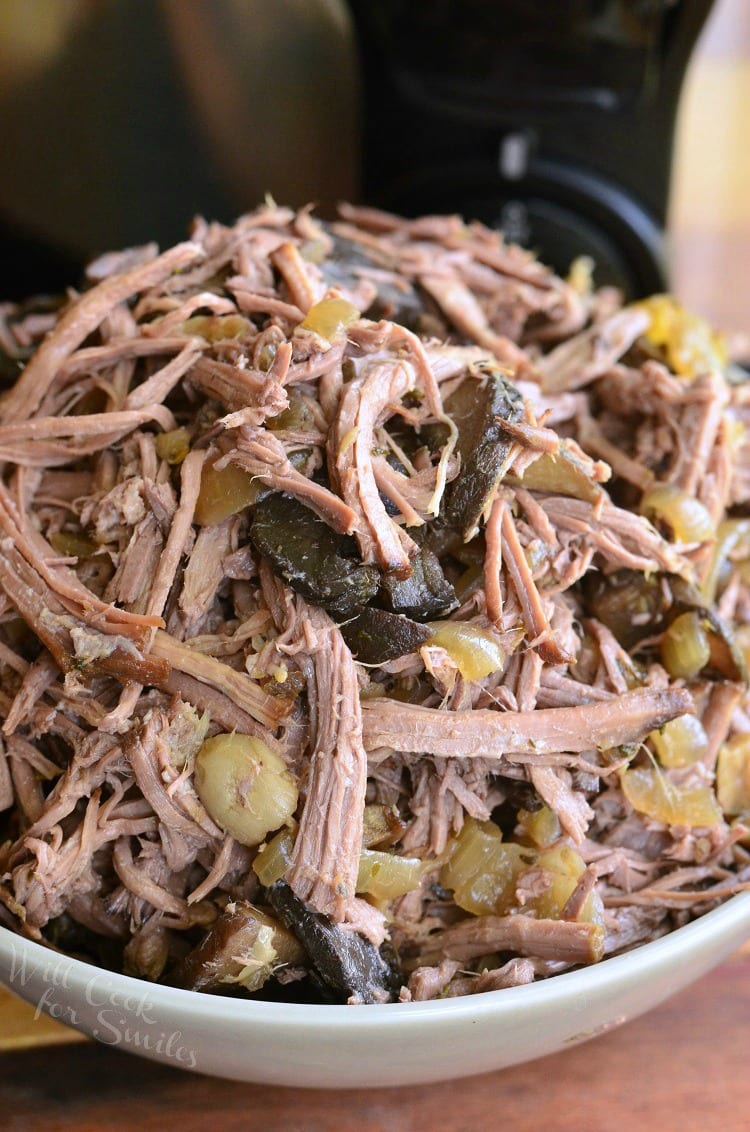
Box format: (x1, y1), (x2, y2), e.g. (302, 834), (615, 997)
(0, 206), (748, 1006)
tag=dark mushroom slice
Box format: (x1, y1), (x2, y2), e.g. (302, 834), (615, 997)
(444, 370), (524, 539)
(321, 232), (438, 332)
(171, 902), (305, 993)
(341, 607), (431, 664)
(704, 613), (748, 683)
(507, 448), (605, 504)
(368, 441), (413, 520)
(249, 492), (379, 619)
(379, 545), (457, 620)
(585, 570), (747, 683)
(267, 881), (401, 1004)
(500, 778), (545, 814)
(584, 569), (670, 652)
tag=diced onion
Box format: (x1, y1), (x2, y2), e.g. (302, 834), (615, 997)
(48, 531), (98, 559)
(182, 314), (251, 342)
(525, 846), (604, 927)
(155, 427), (191, 465)
(195, 735), (298, 847)
(636, 294), (728, 376)
(440, 817), (528, 916)
(701, 518), (750, 604)
(252, 826), (296, 887)
(716, 736), (750, 816)
(516, 805), (561, 848)
(257, 344), (277, 372)
(194, 458), (262, 526)
(298, 298), (360, 340)
(356, 849), (425, 901)
(660, 612), (710, 679)
(650, 714), (708, 768)
(518, 452), (600, 503)
(231, 924), (278, 992)
(641, 485), (714, 543)
(566, 255), (594, 296)
(361, 804), (405, 848)
(426, 622), (510, 682)
(621, 766), (722, 828)
(299, 238), (328, 264)
(267, 391), (315, 432)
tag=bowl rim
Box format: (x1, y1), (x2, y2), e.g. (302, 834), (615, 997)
(2, 890), (750, 1030)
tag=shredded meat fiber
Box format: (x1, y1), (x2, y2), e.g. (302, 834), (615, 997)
(0, 204), (748, 1004)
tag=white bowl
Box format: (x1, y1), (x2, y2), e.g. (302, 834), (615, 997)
(2, 894), (749, 1088)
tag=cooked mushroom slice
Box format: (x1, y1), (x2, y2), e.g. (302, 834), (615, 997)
(584, 569), (670, 651)
(321, 232), (434, 330)
(341, 607), (431, 664)
(249, 492), (379, 618)
(444, 370), (524, 539)
(267, 881), (400, 1004)
(172, 902), (305, 993)
(379, 545), (457, 620)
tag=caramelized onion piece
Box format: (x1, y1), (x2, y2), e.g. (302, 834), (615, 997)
(636, 294), (728, 376)
(155, 426), (191, 465)
(440, 818), (528, 916)
(426, 621), (516, 682)
(621, 766), (722, 828)
(650, 715), (708, 768)
(716, 736), (750, 816)
(195, 458), (263, 526)
(299, 297), (359, 340)
(517, 805), (561, 848)
(641, 486), (714, 543)
(524, 846), (604, 926)
(252, 825), (297, 888)
(660, 612), (711, 679)
(356, 849), (425, 901)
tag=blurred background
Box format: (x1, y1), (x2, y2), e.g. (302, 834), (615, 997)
(669, 0), (749, 343)
(0, 0), (746, 341)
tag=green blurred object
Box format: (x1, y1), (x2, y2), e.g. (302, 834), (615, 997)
(0, 0), (358, 296)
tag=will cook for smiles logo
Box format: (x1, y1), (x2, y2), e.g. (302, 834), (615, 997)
(4, 938), (198, 1069)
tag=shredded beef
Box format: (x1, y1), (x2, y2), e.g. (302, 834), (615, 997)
(0, 203), (747, 1005)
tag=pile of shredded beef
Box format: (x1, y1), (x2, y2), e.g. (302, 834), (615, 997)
(0, 203), (749, 1005)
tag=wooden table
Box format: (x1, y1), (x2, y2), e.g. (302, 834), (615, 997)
(2, 1), (750, 1127)
(0, 948), (748, 1131)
